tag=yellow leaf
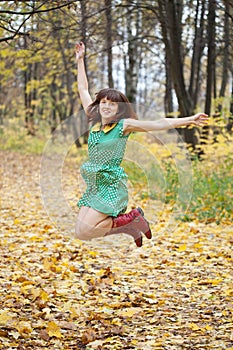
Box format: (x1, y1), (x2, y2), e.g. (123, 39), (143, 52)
(33, 288), (49, 302)
(158, 300), (166, 306)
(0, 311), (12, 325)
(40, 290), (49, 302)
(194, 243), (202, 249)
(20, 283), (34, 296)
(111, 319), (122, 326)
(188, 323), (200, 331)
(96, 268), (107, 276)
(177, 244), (187, 252)
(199, 279), (222, 286)
(22, 280), (35, 287)
(224, 289), (233, 297)
(88, 250), (98, 257)
(62, 301), (82, 319)
(46, 321), (63, 338)
(205, 325), (213, 331)
(119, 308), (138, 318)
(43, 258), (53, 270)
(131, 339), (138, 345)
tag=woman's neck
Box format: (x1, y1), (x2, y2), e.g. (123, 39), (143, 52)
(101, 117), (116, 126)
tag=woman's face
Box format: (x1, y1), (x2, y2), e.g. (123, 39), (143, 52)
(99, 97), (119, 121)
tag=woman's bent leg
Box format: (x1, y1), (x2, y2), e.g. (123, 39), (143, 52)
(75, 206), (152, 247)
(75, 206), (112, 240)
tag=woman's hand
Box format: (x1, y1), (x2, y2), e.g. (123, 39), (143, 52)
(75, 41), (85, 62)
(75, 41), (92, 110)
(191, 113), (209, 126)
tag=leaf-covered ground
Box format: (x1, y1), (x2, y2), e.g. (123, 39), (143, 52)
(0, 150), (233, 350)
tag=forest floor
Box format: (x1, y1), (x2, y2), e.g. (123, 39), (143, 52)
(0, 150), (233, 350)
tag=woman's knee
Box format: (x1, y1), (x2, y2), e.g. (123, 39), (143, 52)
(75, 220), (93, 240)
(75, 219), (110, 240)
(75, 208), (111, 240)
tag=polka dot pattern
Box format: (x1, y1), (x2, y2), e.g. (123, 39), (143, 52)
(78, 119), (130, 216)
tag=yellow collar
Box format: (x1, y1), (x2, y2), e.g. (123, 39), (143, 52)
(91, 122), (117, 133)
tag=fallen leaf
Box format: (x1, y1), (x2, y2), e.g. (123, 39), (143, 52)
(46, 321), (63, 338)
(118, 308), (139, 318)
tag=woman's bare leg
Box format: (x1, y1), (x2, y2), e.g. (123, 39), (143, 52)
(75, 206), (112, 240)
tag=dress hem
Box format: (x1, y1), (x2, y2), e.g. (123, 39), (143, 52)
(77, 202), (127, 217)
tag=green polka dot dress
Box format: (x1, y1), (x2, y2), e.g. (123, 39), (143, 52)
(78, 119), (130, 216)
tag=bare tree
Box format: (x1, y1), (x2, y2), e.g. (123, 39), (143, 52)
(205, 0), (216, 117)
(123, 0), (143, 103)
(105, 0), (114, 88)
(157, 0), (200, 147)
(0, 1), (77, 43)
(189, 0), (206, 108)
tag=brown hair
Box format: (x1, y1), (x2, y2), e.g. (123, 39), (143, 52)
(86, 88), (137, 124)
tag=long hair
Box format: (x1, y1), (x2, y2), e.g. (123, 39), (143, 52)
(86, 88), (137, 125)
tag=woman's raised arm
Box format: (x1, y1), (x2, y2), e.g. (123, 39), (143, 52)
(75, 42), (92, 111)
(123, 113), (209, 133)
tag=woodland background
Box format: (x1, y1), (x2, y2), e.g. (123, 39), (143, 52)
(0, 1), (233, 349)
(0, 0), (233, 144)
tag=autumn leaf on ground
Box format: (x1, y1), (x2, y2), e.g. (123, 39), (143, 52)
(46, 321), (63, 338)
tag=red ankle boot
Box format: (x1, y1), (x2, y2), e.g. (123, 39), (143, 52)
(105, 208), (152, 247)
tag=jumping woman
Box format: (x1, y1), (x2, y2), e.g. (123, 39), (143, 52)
(75, 42), (208, 247)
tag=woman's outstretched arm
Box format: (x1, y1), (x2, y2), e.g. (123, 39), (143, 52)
(123, 113), (209, 133)
(75, 42), (92, 111)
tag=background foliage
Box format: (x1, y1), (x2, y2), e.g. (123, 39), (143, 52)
(0, 0), (232, 144)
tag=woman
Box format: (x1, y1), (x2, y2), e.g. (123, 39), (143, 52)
(75, 42), (208, 247)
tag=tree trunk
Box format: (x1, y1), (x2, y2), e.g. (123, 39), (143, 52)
(218, 0), (230, 112)
(164, 50), (173, 117)
(226, 70), (233, 133)
(24, 60), (36, 135)
(189, 0), (206, 107)
(203, 0), (216, 140)
(167, 1), (193, 116)
(158, 0), (197, 147)
(105, 0), (113, 88)
(80, 0), (88, 145)
(124, 0), (142, 104)
(158, 1), (174, 118)
(205, 0), (216, 116)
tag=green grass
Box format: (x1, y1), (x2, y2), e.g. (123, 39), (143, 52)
(123, 154), (232, 224)
(184, 160), (233, 224)
(0, 125), (46, 154)
(159, 157), (233, 224)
